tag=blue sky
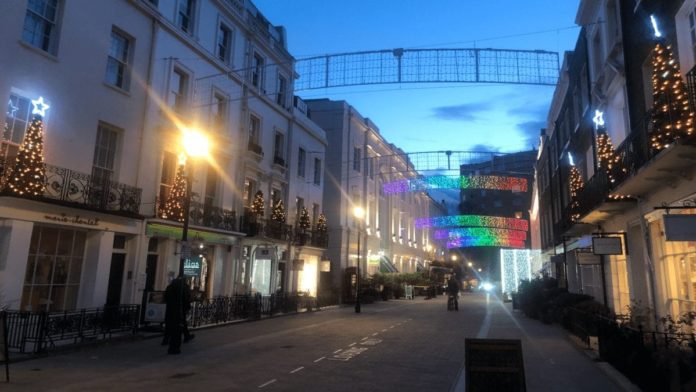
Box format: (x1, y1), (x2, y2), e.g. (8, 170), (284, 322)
(254, 0), (580, 154)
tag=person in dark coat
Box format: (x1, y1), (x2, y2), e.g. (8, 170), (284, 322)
(164, 276), (192, 355)
(447, 274), (460, 311)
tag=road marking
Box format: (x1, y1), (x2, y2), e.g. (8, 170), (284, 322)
(258, 379), (277, 388)
(348, 342), (357, 347)
(372, 332), (378, 336)
(314, 357), (325, 363)
(290, 367), (304, 374)
(333, 349), (343, 354)
(328, 346), (368, 361)
(361, 336), (369, 340)
(476, 305), (493, 338)
(389, 326), (395, 329)
(381, 329), (387, 332)
(361, 338), (382, 346)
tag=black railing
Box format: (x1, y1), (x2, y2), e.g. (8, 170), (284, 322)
(294, 227), (328, 248)
(189, 200), (238, 231)
(189, 293), (319, 327)
(4, 305), (140, 355)
(273, 155), (285, 166)
(0, 162), (142, 215)
(239, 215), (292, 241)
(248, 141), (263, 156)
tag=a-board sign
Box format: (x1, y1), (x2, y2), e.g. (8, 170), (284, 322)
(144, 291), (166, 323)
(592, 236), (623, 255)
(664, 215), (696, 241)
(465, 338), (526, 392)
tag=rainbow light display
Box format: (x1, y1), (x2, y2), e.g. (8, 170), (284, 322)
(383, 175), (528, 194)
(433, 227), (527, 241)
(416, 215), (529, 231)
(446, 237), (526, 249)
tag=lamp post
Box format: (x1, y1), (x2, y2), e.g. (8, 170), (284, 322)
(353, 206), (365, 313)
(178, 128), (210, 277)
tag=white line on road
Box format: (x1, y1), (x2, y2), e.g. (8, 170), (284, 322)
(381, 329), (387, 332)
(389, 326), (395, 329)
(361, 337), (369, 340)
(372, 332), (378, 336)
(258, 379), (277, 388)
(290, 367), (304, 374)
(333, 349), (343, 353)
(314, 357), (325, 363)
(476, 303), (493, 338)
(348, 342), (357, 347)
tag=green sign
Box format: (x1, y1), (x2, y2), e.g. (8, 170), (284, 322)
(183, 258), (202, 277)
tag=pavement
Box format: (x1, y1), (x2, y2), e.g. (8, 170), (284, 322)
(0, 293), (640, 391)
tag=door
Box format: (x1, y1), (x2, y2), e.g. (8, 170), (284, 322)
(145, 254), (158, 292)
(106, 253), (126, 306)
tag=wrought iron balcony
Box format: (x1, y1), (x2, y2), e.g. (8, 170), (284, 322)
(294, 227), (328, 248)
(1, 160), (141, 215)
(156, 196), (238, 232)
(239, 214), (292, 241)
(247, 141), (263, 156)
(273, 155), (285, 167)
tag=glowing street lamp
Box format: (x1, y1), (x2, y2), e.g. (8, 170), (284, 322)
(451, 254), (458, 261)
(353, 206), (365, 313)
(467, 262), (473, 267)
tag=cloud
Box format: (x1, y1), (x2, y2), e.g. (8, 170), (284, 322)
(431, 102), (494, 121)
(469, 144), (501, 153)
(516, 120), (545, 149)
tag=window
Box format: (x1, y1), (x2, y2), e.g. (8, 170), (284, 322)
(158, 151), (177, 203)
(243, 178), (256, 207)
(277, 75), (287, 107)
(105, 29), (132, 90)
(313, 158), (321, 185)
(273, 132), (285, 165)
(92, 122), (119, 184)
(297, 147), (306, 177)
(217, 22), (232, 63)
(248, 114), (261, 151)
(21, 226), (86, 311)
(204, 164), (218, 209)
(312, 203), (319, 227)
(296, 197), (305, 218)
(368, 155), (374, 179)
(22, 0), (61, 54)
(3, 94), (32, 165)
(252, 53), (264, 89)
(353, 147), (361, 172)
(690, 8), (696, 63)
(212, 93), (227, 131)
(177, 0), (195, 33)
(169, 68), (188, 112)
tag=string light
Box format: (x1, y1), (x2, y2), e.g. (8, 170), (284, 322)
(500, 249), (537, 294)
(159, 159), (187, 222)
(383, 175), (528, 194)
(415, 214), (529, 231)
(316, 212), (328, 232)
(446, 237), (525, 249)
(298, 206), (311, 229)
(5, 104), (47, 196)
(433, 227), (527, 241)
(251, 191), (265, 217)
(272, 199), (286, 223)
(568, 165), (584, 221)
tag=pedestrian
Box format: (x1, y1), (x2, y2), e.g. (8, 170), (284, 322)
(447, 274), (460, 311)
(164, 275), (192, 355)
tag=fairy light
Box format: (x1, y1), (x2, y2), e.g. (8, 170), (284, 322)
(383, 175), (528, 194)
(5, 97), (49, 196)
(568, 165), (584, 221)
(433, 227), (527, 241)
(446, 237), (526, 249)
(415, 215), (529, 231)
(159, 159), (188, 222)
(500, 249), (535, 294)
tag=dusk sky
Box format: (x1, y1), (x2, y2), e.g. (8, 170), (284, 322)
(254, 0), (581, 154)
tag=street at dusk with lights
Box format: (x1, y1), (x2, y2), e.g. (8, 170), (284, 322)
(1, 0), (696, 391)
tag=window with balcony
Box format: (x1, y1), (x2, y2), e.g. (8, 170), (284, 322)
(92, 122), (120, 185)
(313, 158), (321, 185)
(248, 114), (261, 154)
(158, 151), (177, 204)
(312, 203), (319, 227)
(273, 132), (285, 166)
(169, 68), (188, 113)
(3, 94), (32, 166)
(217, 22), (232, 63)
(177, 0), (196, 34)
(212, 92), (227, 132)
(297, 147), (306, 177)
(105, 28), (132, 90)
(353, 147), (361, 172)
(204, 165), (218, 211)
(252, 52), (264, 89)
(243, 177), (256, 207)
(22, 0), (62, 54)
(277, 74), (287, 107)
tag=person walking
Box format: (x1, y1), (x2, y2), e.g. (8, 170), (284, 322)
(164, 276), (192, 355)
(447, 274), (460, 311)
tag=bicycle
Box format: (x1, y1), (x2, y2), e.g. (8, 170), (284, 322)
(447, 294), (458, 311)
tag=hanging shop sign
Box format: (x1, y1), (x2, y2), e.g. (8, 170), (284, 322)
(183, 258), (202, 277)
(592, 237), (623, 255)
(663, 215), (696, 241)
(576, 252), (601, 265)
(320, 260), (331, 272)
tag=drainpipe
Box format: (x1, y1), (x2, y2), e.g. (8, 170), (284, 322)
(637, 197), (660, 329)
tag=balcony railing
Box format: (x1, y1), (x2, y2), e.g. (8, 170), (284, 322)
(239, 215), (292, 241)
(247, 141), (263, 156)
(156, 196), (238, 232)
(0, 160), (142, 215)
(294, 227), (329, 248)
(273, 155), (285, 167)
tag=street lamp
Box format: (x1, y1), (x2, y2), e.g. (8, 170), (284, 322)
(178, 128), (210, 277)
(451, 254), (457, 261)
(467, 262), (473, 267)
(353, 206), (365, 313)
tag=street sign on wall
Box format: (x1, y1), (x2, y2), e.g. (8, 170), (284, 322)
(664, 215), (696, 241)
(592, 237), (623, 255)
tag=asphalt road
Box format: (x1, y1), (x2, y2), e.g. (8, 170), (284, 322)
(3, 293), (629, 391)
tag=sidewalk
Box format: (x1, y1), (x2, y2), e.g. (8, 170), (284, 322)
(456, 296), (640, 392)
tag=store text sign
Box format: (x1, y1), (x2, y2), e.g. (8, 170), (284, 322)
(664, 215), (696, 241)
(183, 259), (201, 277)
(592, 237), (623, 255)
(44, 213), (100, 226)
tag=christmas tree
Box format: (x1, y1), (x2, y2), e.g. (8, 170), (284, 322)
(251, 190), (265, 218)
(650, 42), (695, 150)
(160, 157), (187, 222)
(568, 165), (584, 221)
(298, 206), (311, 230)
(316, 212), (327, 233)
(5, 103), (47, 196)
(272, 199), (286, 223)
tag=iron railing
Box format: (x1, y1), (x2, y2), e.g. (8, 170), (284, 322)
(294, 228), (329, 248)
(239, 215), (292, 241)
(3, 305), (140, 354)
(189, 200), (238, 231)
(0, 161), (142, 215)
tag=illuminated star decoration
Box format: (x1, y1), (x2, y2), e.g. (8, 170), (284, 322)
(7, 99), (19, 117)
(31, 96), (50, 117)
(593, 110), (604, 130)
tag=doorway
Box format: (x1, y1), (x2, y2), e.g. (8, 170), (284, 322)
(106, 253), (126, 306)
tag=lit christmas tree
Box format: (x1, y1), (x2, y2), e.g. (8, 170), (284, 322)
(650, 42), (695, 150)
(593, 110), (623, 184)
(271, 199), (286, 223)
(316, 212), (327, 233)
(160, 155), (187, 222)
(5, 97), (50, 196)
(568, 165), (584, 222)
(251, 190), (265, 218)
(298, 206), (311, 230)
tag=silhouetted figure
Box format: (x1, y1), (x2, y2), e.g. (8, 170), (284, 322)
(164, 276), (191, 354)
(447, 275), (460, 311)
